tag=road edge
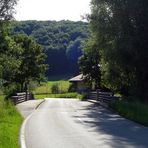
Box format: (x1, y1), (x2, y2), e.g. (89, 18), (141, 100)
(19, 99), (45, 148)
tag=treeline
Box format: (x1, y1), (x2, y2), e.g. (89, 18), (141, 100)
(11, 20), (89, 78)
(79, 0), (148, 102)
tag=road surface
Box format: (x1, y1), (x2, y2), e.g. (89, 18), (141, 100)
(23, 98), (148, 148)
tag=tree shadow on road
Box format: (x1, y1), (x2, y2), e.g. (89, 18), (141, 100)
(71, 101), (148, 148)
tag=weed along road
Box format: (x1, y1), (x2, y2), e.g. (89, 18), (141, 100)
(22, 98), (148, 148)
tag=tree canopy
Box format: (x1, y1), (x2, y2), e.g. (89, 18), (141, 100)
(78, 39), (101, 89)
(12, 34), (47, 92)
(0, 0), (18, 88)
(0, 0), (17, 21)
(79, 0), (148, 102)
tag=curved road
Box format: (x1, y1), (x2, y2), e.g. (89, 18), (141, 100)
(23, 98), (148, 148)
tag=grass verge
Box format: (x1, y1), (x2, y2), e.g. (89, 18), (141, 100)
(0, 95), (23, 148)
(109, 100), (148, 126)
(35, 92), (78, 99)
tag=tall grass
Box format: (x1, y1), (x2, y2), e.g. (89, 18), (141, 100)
(110, 100), (148, 126)
(0, 95), (23, 148)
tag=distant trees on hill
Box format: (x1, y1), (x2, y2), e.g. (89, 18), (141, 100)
(11, 20), (89, 78)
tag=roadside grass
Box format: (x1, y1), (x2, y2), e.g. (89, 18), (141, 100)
(0, 95), (23, 148)
(109, 100), (148, 126)
(33, 80), (71, 95)
(35, 92), (78, 99)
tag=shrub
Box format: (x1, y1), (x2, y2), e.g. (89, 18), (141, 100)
(51, 83), (59, 94)
(68, 83), (76, 92)
(77, 92), (88, 101)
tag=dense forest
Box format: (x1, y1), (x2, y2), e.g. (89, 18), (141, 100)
(11, 21), (89, 79)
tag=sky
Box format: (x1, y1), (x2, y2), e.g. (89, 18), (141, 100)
(15, 0), (91, 21)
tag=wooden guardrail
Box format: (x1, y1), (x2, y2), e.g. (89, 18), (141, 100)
(89, 89), (119, 103)
(89, 91), (97, 100)
(11, 92), (34, 104)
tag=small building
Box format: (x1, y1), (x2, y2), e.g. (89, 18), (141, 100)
(69, 74), (87, 92)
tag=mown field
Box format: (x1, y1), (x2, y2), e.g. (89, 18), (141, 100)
(0, 95), (23, 148)
(33, 80), (70, 94)
(33, 80), (80, 99)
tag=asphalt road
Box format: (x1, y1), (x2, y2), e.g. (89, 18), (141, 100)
(23, 98), (148, 148)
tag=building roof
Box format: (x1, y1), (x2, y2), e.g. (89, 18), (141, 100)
(69, 74), (84, 82)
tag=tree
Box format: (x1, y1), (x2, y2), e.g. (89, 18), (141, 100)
(0, 0), (18, 87)
(89, 0), (148, 101)
(78, 39), (101, 89)
(13, 34), (47, 92)
(0, 35), (21, 88)
(0, 0), (17, 21)
(66, 38), (83, 62)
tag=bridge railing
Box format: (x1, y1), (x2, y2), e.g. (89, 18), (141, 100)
(11, 92), (34, 104)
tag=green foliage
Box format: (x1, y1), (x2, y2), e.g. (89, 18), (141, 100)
(0, 0), (18, 82)
(0, 96), (23, 148)
(77, 93), (88, 101)
(0, 29), (22, 97)
(11, 20), (89, 77)
(0, 1), (47, 96)
(78, 39), (101, 89)
(1, 33), (47, 96)
(110, 100), (148, 126)
(0, 34), (21, 88)
(85, 0), (148, 101)
(0, 2), (23, 147)
(66, 38), (83, 62)
(10, 34), (47, 93)
(0, 0), (17, 21)
(51, 83), (59, 94)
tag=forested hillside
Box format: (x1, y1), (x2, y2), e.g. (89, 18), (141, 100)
(11, 20), (89, 79)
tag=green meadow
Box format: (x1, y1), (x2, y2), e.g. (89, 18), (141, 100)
(33, 80), (71, 94)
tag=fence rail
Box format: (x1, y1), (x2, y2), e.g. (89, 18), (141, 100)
(11, 92), (34, 104)
(89, 90), (119, 103)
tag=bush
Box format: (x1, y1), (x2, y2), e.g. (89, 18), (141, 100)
(51, 83), (60, 94)
(2, 83), (20, 100)
(77, 92), (88, 101)
(68, 83), (76, 92)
